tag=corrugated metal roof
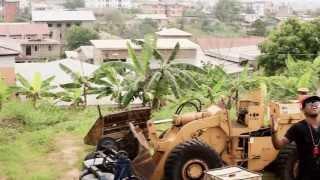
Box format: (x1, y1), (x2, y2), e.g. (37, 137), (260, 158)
(79, 46), (94, 59)
(156, 28), (192, 36)
(0, 46), (20, 56)
(206, 45), (261, 63)
(15, 59), (98, 86)
(32, 10), (96, 22)
(0, 38), (21, 54)
(0, 23), (49, 36)
(136, 14), (168, 20)
(196, 36), (265, 50)
(90, 39), (199, 50)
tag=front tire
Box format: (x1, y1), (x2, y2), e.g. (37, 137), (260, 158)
(164, 139), (223, 180)
(274, 144), (299, 180)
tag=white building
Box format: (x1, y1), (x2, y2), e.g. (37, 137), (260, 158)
(85, 0), (133, 9)
(241, 0), (274, 17)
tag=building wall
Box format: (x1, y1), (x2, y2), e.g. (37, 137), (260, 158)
(37, 21), (94, 44)
(0, 55), (16, 85)
(85, 0), (132, 9)
(94, 48), (196, 64)
(157, 35), (192, 40)
(141, 3), (185, 17)
(3, 1), (19, 22)
(0, 33), (49, 40)
(20, 43), (61, 61)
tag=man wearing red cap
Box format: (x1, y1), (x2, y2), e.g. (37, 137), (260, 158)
(271, 95), (320, 180)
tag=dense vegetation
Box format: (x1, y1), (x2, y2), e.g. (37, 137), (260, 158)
(258, 18), (320, 75)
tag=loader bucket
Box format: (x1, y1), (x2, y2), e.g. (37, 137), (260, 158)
(129, 123), (157, 179)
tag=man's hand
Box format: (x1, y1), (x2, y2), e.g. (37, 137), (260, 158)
(270, 115), (290, 149)
(270, 115), (279, 133)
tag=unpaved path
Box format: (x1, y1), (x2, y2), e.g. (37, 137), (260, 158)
(48, 134), (86, 180)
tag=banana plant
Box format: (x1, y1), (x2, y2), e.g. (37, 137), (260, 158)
(103, 35), (204, 109)
(57, 88), (84, 108)
(59, 63), (92, 106)
(13, 73), (57, 107)
(90, 65), (132, 109)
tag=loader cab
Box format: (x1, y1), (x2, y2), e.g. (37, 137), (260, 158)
(236, 89), (265, 131)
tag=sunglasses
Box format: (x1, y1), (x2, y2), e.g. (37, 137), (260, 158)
(305, 101), (320, 107)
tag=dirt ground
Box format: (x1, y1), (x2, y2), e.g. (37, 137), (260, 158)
(47, 134), (86, 180)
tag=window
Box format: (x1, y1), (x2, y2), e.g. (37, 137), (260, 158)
(48, 45), (52, 51)
(57, 24), (62, 27)
(49, 31), (53, 38)
(75, 23), (81, 26)
(26, 45), (32, 56)
(34, 45), (38, 52)
(60, 33), (62, 40)
(48, 23), (52, 27)
(66, 23), (71, 27)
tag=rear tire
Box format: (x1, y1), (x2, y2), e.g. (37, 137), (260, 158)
(273, 144), (299, 180)
(164, 139), (222, 180)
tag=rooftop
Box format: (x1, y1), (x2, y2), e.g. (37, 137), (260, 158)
(196, 36), (265, 50)
(90, 39), (199, 50)
(206, 45), (261, 63)
(0, 38), (22, 52)
(156, 28), (192, 37)
(77, 46), (94, 59)
(136, 14), (168, 20)
(0, 23), (49, 36)
(65, 51), (78, 59)
(32, 10), (96, 22)
(0, 46), (20, 56)
(15, 59), (98, 86)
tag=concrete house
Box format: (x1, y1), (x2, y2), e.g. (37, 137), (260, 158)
(0, 23), (50, 39)
(85, 0), (133, 9)
(0, 23), (62, 62)
(90, 38), (198, 65)
(0, 42), (19, 84)
(156, 28), (192, 40)
(31, 10), (96, 43)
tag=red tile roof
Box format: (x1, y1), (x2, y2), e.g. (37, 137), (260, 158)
(0, 23), (49, 36)
(195, 36), (265, 50)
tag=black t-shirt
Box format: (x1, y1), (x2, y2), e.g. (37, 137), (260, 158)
(285, 120), (320, 179)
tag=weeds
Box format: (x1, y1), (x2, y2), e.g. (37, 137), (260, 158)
(0, 100), (103, 180)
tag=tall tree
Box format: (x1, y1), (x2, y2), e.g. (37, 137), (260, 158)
(214, 0), (241, 23)
(258, 18), (320, 75)
(65, 26), (98, 50)
(247, 19), (267, 36)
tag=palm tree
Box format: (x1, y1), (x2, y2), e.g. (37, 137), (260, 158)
(13, 73), (57, 107)
(101, 35), (204, 109)
(59, 63), (91, 106)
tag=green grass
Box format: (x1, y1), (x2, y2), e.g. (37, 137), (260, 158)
(0, 100), (108, 180)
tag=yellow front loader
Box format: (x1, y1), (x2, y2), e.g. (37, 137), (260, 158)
(85, 89), (304, 180)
